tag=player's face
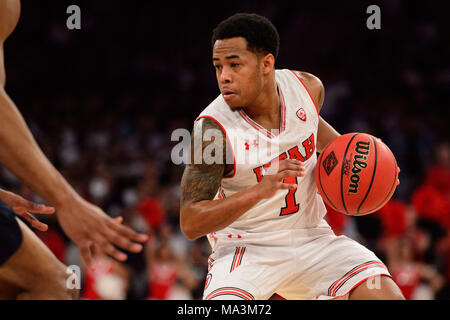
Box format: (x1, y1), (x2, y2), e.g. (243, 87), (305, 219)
(212, 37), (264, 109)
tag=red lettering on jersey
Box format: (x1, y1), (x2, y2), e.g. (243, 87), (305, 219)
(253, 134), (315, 183)
(276, 153), (298, 216)
(287, 145), (306, 162)
(253, 153), (287, 182)
(276, 153), (288, 161)
(252, 166), (264, 183)
(302, 133), (315, 160)
(280, 186), (299, 216)
(252, 153), (299, 216)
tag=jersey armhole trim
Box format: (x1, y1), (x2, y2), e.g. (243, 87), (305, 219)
(288, 69), (320, 116)
(195, 115), (236, 179)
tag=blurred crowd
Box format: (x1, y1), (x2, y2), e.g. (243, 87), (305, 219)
(1, 1), (449, 299)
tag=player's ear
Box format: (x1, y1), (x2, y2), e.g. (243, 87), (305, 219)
(260, 53), (275, 75)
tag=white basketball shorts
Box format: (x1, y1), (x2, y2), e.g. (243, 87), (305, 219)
(203, 220), (391, 300)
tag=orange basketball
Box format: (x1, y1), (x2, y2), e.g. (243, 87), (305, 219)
(315, 133), (399, 216)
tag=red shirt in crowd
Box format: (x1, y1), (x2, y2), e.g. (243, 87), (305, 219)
(136, 197), (166, 229)
(412, 164), (450, 228)
(392, 264), (421, 300)
(149, 262), (177, 300)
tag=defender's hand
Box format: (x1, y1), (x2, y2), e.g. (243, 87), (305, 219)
(0, 189), (55, 232)
(254, 159), (305, 199)
(55, 195), (148, 267)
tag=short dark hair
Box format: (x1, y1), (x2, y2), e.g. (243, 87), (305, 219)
(211, 13), (280, 59)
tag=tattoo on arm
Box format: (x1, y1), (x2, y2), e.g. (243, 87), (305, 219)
(180, 117), (227, 207)
(180, 162), (224, 206)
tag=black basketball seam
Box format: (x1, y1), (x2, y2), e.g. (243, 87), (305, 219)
(357, 136), (377, 215)
(359, 155), (398, 215)
(340, 133), (359, 215)
(318, 142), (340, 212)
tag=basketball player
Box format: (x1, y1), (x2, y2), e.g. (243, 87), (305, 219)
(180, 13), (405, 300)
(0, 0), (147, 299)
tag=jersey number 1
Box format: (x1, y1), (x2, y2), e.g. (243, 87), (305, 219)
(280, 176), (299, 216)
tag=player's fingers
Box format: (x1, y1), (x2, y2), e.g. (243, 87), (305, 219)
(27, 214), (49, 232)
(277, 169), (305, 180)
(93, 234), (128, 262)
(27, 205), (55, 214)
(15, 200), (55, 214)
(106, 218), (148, 243)
(286, 159), (303, 164)
(277, 163), (304, 173)
(104, 243), (127, 262)
(276, 159), (303, 171)
(112, 216), (123, 224)
(79, 242), (93, 268)
(279, 183), (298, 190)
(17, 211), (49, 231)
(102, 227), (144, 254)
(265, 159), (299, 174)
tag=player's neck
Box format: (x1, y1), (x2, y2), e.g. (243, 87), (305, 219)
(243, 80), (280, 130)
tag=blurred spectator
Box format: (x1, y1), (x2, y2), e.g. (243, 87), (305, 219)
(135, 182), (166, 232)
(378, 200), (409, 238)
(146, 239), (198, 300)
(412, 142), (450, 229)
(436, 229), (450, 299)
(386, 236), (444, 300)
(83, 256), (130, 300)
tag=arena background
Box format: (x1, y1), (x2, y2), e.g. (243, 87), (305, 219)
(1, 0), (449, 300)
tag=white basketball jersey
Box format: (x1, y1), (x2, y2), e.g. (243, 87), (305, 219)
(195, 69), (327, 245)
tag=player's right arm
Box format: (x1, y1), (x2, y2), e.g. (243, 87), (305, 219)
(180, 118), (305, 240)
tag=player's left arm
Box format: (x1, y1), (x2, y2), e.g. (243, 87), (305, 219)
(291, 71), (340, 152)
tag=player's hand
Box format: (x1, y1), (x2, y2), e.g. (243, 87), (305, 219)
(55, 195), (148, 267)
(254, 159), (305, 199)
(0, 188), (55, 232)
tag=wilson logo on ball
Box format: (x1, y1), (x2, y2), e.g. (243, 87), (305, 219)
(348, 141), (370, 194)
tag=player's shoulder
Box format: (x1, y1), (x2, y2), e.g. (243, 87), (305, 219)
(289, 70), (325, 112)
(193, 95), (228, 134)
(0, 0), (20, 42)
(197, 94), (225, 116)
(290, 70), (324, 92)
(196, 94), (235, 125)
